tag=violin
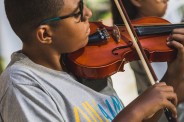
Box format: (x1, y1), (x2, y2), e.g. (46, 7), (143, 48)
(65, 17), (180, 79)
(66, 0), (179, 121)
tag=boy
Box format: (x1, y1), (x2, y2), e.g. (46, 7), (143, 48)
(1, 0), (184, 121)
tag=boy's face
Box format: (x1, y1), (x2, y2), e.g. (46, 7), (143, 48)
(49, 0), (92, 53)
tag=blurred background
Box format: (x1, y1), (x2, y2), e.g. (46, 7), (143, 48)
(0, 0), (184, 106)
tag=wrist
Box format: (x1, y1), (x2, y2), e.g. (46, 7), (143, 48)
(162, 71), (184, 103)
(113, 101), (144, 122)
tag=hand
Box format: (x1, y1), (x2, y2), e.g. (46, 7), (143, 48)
(163, 28), (184, 102)
(133, 82), (177, 120)
(114, 82), (177, 122)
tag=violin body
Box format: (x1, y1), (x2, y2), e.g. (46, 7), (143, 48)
(66, 17), (177, 79)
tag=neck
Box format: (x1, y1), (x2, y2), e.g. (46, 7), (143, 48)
(22, 44), (63, 71)
(135, 12), (148, 19)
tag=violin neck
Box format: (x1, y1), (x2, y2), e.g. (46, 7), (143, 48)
(135, 24), (184, 36)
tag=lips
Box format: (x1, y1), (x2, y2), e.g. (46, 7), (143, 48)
(86, 27), (90, 34)
(86, 26), (91, 35)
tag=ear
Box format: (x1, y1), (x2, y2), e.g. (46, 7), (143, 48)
(130, 0), (142, 7)
(36, 25), (53, 44)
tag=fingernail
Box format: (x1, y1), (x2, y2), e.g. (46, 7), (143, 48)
(166, 41), (170, 45)
(167, 34), (173, 42)
(167, 37), (170, 41)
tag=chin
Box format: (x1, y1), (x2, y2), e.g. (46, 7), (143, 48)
(71, 37), (88, 52)
(71, 43), (87, 53)
(84, 39), (88, 46)
(81, 39), (88, 48)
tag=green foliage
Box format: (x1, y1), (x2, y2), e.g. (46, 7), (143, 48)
(85, 0), (111, 21)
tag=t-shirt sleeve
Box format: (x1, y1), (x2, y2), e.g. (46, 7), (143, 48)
(0, 76), (64, 122)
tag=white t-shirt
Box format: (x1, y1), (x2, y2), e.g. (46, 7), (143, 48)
(0, 52), (124, 122)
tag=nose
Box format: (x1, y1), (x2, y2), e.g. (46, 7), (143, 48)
(83, 6), (92, 21)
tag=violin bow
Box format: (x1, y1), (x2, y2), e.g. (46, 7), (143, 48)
(114, 0), (177, 122)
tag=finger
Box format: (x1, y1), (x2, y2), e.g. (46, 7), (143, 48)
(153, 84), (174, 93)
(162, 100), (177, 118)
(154, 82), (166, 87)
(167, 40), (184, 61)
(172, 28), (184, 35)
(167, 40), (184, 51)
(159, 85), (174, 92)
(171, 41), (184, 60)
(152, 82), (171, 92)
(165, 92), (178, 106)
(171, 34), (184, 44)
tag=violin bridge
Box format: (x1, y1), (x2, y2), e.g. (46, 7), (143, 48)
(112, 25), (121, 43)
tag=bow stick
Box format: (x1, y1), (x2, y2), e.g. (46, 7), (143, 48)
(114, 0), (178, 122)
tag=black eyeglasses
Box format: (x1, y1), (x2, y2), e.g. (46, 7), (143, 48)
(39, 0), (84, 25)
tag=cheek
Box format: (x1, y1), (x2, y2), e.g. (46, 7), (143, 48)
(157, 5), (167, 16)
(69, 29), (88, 51)
(54, 25), (88, 53)
(69, 24), (88, 47)
(155, 2), (167, 14)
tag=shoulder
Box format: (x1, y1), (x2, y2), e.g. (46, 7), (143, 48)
(0, 61), (40, 99)
(1, 61), (37, 85)
(0, 64), (64, 122)
(0, 52), (38, 84)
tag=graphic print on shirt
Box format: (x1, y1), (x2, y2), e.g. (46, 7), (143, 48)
(73, 96), (123, 122)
